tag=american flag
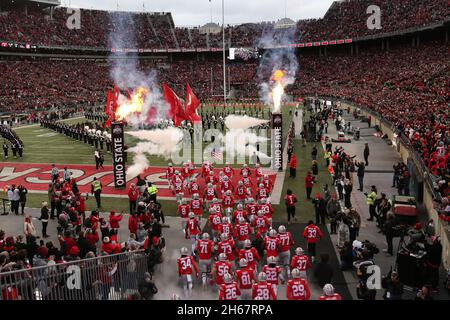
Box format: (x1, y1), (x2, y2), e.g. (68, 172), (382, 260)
(212, 147), (223, 162)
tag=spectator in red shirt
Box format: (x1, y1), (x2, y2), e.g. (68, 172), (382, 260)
(289, 153), (298, 178)
(128, 183), (139, 215)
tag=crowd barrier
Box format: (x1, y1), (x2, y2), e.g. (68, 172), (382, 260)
(0, 250), (149, 300)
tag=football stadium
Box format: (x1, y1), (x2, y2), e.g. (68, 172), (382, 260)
(0, 0), (449, 305)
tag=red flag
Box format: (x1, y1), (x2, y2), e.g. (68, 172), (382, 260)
(104, 86), (121, 128)
(185, 82), (201, 123)
(163, 83), (187, 126)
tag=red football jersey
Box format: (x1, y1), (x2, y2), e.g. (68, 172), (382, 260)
(256, 187), (269, 200)
(218, 222), (233, 237)
(177, 256), (199, 276)
(186, 218), (201, 236)
(234, 223), (251, 241)
(246, 203), (258, 217)
(217, 239), (235, 261)
(219, 282), (240, 300)
(190, 199), (203, 216)
(189, 182), (200, 195)
(252, 282), (277, 300)
(264, 237), (280, 257)
(196, 239), (214, 260)
(286, 279), (311, 300)
(177, 204), (190, 219)
(204, 187), (216, 201)
(258, 203), (274, 218)
(235, 267), (255, 290)
(209, 203), (223, 214)
(262, 265), (282, 285)
(166, 167), (174, 180)
(290, 255), (312, 272)
(240, 167), (251, 177)
(208, 212), (222, 231)
(235, 186), (247, 200)
(222, 195), (235, 208)
(303, 224), (323, 244)
(214, 260), (233, 285)
(233, 210), (247, 222)
(239, 248), (260, 270)
(253, 216), (269, 233)
(319, 294), (342, 301)
(278, 232), (294, 252)
(223, 166), (234, 177)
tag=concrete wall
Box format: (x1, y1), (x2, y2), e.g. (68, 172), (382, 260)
(339, 101), (450, 268)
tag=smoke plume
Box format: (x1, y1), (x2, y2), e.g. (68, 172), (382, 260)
(108, 12), (168, 126)
(224, 115), (269, 130)
(256, 25), (299, 111)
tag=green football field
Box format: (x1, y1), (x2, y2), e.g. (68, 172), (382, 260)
(3, 105), (332, 222)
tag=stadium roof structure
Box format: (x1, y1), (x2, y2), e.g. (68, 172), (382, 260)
(199, 22), (221, 34)
(274, 18), (296, 29)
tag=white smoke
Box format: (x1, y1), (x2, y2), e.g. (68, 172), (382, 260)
(108, 12), (168, 126)
(126, 153), (149, 178)
(126, 128), (184, 176)
(223, 115), (270, 161)
(224, 115), (269, 130)
(127, 127), (184, 156)
(256, 25), (299, 111)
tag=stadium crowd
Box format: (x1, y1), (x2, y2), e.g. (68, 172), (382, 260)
(0, 0), (448, 49)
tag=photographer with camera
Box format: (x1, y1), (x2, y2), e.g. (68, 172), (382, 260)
(382, 270), (404, 300)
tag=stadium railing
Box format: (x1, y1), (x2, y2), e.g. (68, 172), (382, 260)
(0, 250), (149, 300)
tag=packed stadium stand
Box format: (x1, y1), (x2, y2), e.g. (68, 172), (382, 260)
(0, 0), (449, 49)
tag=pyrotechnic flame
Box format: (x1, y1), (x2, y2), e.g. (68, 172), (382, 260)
(115, 87), (149, 121)
(271, 69), (285, 113)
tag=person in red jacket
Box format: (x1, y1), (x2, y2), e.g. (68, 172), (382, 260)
(128, 212), (139, 235)
(101, 236), (121, 255)
(127, 183), (139, 215)
(109, 211), (123, 231)
(303, 221), (323, 262)
(289, 153), (298, 178)
(305, 171), (315, 199)
(286, 268), (311, 300)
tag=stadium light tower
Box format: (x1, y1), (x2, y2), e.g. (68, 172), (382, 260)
(222, 0), (227, 108)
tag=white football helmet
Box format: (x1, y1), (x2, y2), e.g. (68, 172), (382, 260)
(239, 258), (248, 268)
(220, 233), (229, 241)
(295, 247), (304, 255)
(269, 229), (277, 238)
(323, 284), (335, 296)
(223, 273), (233, 284)
(180, 247), (188, 255)
(267, 256), (277, 265)
(244, 239), (252, 248)
(218, 253), (227, 261)
(258, 272), (267, 282)
(202, 233), (210, 240)
(278, 225), (286, 234)
(188, 212), (195, 219)
(291, 268), (301, 279)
